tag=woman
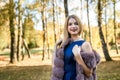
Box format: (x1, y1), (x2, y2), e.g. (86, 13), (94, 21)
(51, 15), (100, 80)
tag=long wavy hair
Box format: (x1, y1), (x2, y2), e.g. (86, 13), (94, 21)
(62, 15), (83, 44)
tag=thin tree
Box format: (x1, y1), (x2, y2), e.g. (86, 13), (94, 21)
(113, 0), (119, 54)
(98, 0), (112, 61)
(86, 0), (92, 46)
(64, 0), (68, 17)
(58, 3), (63, 36)
(41, 0), (45, 60)
(45, 14), (50, 59)
(104, 0), (109, 49)
(9, 0), (17, 63)
(17, 0), (22, 61)
(53, 0), (57, 43)
(21, 17), (31, 60)
(55, 0), (61, 39)
(80, 0), (84, 38)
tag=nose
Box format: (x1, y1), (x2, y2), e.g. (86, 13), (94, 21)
(72, 23), (76, 28)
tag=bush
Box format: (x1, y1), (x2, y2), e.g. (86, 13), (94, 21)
(28, 41), (37, 49)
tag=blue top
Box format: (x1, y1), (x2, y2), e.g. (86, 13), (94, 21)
(63, 40), (85, 80)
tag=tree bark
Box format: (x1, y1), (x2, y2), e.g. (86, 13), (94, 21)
(98, 0), (112, 61)
(23, 39), (31, 58)
(113, 0), (119, 54)
(53, 0), (56, 43)
(17, 0), (22, 61)
(64, 0), (68, 17)
(9, 0), (17, 63)
(104, 0), (109, 50)
(41, 0), (45, 60)
(86, 0), (92, 47)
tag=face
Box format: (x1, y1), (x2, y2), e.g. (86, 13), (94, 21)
(67, 18), (80, 36)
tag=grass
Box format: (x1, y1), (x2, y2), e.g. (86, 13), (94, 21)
(0, 65), (51, 80)
(0, 61), (120, 80)
(97, 61), (120, 80)
(0, 48), (53, 56)
(0, 49), (120, 80)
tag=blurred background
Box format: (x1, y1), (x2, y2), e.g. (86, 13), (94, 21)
(1, 0), (120, 62)
(0, 0), (120, 80)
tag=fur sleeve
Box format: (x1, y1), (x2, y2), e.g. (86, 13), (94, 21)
(93, 49), (101, 64)
(80, 52), (96, 69)
(80, 49), (101, 69)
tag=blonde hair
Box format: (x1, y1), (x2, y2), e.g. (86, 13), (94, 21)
(63, 15), (83, 43)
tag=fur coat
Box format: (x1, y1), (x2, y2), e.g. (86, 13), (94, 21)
(51, 38), (101, 80)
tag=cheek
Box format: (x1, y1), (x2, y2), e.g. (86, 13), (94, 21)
(67, 26), (71, 33)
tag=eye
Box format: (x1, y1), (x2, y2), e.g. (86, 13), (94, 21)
(74, 22), (78, 25)
(68, 23), (72, 26)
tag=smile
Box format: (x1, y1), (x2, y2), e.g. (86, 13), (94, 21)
(70, 28), (78, 32)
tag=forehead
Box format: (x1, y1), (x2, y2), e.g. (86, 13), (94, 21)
(68, 18), (77, 23)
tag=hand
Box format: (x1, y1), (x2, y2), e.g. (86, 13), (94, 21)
(72, 45), (81, 57)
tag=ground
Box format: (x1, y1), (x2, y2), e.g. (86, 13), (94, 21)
(0, 54), (52, 67)
(0, 49), (120, 80)
(0, 49), (120, 66)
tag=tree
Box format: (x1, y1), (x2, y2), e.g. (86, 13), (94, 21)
(104, 0), (109, 50)
(52, 0), (57, 43)
(98, 0), (112, 61)
(9, 0), (17, 63)
(22, 18), (31, 60)
(41, 0), (45, 60)
(113, 0), (119, 54)
(64, 0), (68, 17)
(86, 0), (92, 46)
(16, 0), (22, 61)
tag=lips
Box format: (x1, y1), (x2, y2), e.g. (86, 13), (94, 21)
(70, 28), (78, 32)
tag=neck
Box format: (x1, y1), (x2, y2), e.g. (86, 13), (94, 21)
(71, 35), (80, 41)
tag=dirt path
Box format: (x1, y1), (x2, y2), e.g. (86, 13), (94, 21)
(0, 54), (52, 67)
(0, 49), (120, 67)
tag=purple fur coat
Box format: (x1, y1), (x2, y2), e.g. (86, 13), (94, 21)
(51, 38), (101, 80)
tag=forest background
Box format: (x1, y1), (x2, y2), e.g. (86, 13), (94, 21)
(0, 0), (120, 80)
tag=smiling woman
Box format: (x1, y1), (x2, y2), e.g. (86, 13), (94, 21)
(51, 14), (100, 80)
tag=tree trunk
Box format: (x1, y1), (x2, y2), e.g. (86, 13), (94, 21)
(64, 0), (68, 17)
(41, 0), (45, 60)
(21, 21), (31, 60)
(113, 0), (119, 54)
(86, 0), (92, 47)
(23, 39), (31, 58)
(104, 0), (109, 50)
(45, 17), (50, 59)
(9, 0), (17, 63)
(80, 0), (84, 38)
(53, 0), (56, 43)
(17, 0), (22, 61)
(55, 0), (61, 39)
(58, 7), (62, 36)
(98, 0), (112, 61)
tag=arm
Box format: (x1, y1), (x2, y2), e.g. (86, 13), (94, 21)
(75, 53), (93, 77)
(72, 45), (92, 77)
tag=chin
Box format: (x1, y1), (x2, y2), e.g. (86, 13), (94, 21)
(70, 33), (79, 35)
